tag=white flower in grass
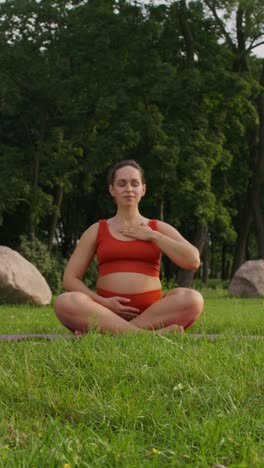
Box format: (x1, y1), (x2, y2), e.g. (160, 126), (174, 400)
(173, 383), (184, 391)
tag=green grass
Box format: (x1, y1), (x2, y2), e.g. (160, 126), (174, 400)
(0, 291), (263, 467)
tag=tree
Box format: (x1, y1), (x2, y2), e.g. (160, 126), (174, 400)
(202, 0), (264, 272)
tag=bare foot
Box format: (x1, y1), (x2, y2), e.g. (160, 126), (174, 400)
(74, 330), (84, 337)
(155, 324), (184, 335)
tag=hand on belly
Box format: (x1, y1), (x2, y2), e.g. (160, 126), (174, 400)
(102, 295), (140, 320)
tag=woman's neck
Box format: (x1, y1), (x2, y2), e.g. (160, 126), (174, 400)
(113, 208), (143, 225)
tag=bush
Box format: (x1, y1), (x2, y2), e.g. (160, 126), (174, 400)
(162, 277), (229, 291)
(161, 277), (177, 290)
(207, 278), (229, 289)
(18, 236), (67, 295)
(191, 279), (203, 290)
(192, 278), (229, 290)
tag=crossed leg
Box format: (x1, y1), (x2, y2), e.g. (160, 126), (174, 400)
(130, 288), (203, 330)
(54, 288), (203, 335)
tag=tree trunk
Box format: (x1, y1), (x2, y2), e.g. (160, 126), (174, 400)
(252, 62), (264, 257)
(48, 184), (64, 253)
(29, 149), (40, 240)
(233, 6), (248, 72)
(29, 111), (47, 239)
(201, 237), (209, 288)
(252, 194), (264, 258)
(177, 222), (208, 287)
(210, 243), (215, 278)
(177, 0), (195, 68)
(160, 199), (164, 221)
(225, 260), (231, 280)
(232, 196), (252, 275)
(221, 244), (226, 280)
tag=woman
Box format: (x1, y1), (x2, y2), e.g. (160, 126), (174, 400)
(54, 160), (203, 335)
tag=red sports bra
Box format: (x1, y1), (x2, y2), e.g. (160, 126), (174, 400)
(96, 220), (161, 277)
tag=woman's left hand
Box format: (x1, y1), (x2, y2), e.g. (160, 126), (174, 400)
(119, 224), (154, 241)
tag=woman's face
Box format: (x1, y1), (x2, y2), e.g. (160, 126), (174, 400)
(109, 165), (146, 206)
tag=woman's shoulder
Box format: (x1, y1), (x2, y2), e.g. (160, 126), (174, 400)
(155, 220), (187, 242)
(154, 220), (174, 228)
(79, 222), (100, 243)
(82, 219), (109, 233)
(148, 219), (170, 229)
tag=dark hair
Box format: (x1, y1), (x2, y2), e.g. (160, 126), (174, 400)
(107, 160), (145, 186)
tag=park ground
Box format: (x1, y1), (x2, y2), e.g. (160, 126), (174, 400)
(0, 291), (263, 467)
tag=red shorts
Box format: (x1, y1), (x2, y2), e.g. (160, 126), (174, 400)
(96, 288), (193, 330)
(96, 288), (162, 314)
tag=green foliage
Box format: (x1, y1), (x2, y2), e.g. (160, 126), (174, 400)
(0, 0), (263, 272)
(18, 236), (66, 295)
(192, 278), (230, 290)
(0, 148), (30, 225)
(161, 277), (177, 291)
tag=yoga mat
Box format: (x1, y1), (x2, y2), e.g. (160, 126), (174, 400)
(0, 333), (263, 341)
(0, 334), (76, 341)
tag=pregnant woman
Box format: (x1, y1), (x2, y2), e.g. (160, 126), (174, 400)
(54, 160), (203, 335)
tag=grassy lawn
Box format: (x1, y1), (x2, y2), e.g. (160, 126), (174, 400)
(0, 291), (263, 467)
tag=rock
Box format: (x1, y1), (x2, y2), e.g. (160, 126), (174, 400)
(229, 259), (264, 298)
(0, 246), (52, 305)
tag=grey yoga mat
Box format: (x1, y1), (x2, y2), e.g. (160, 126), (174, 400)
(0, 333), (263, 341)
(0, 334), (76, 341)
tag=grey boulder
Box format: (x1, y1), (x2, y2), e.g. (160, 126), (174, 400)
(229, 259), (264, 298)
(0, 246), (52, 305)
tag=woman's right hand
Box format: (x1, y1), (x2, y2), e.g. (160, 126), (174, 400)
(102, 296), (140, 320)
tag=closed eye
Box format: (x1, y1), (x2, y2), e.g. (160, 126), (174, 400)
(117, 179), (140, 187)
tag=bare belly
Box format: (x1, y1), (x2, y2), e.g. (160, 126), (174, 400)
(96, 272), (162, 294)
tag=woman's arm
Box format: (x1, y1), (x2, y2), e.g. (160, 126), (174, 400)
(62, 223), (106, 305)
(119, 221), (200, 270)
(152, 221), (200, 270)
